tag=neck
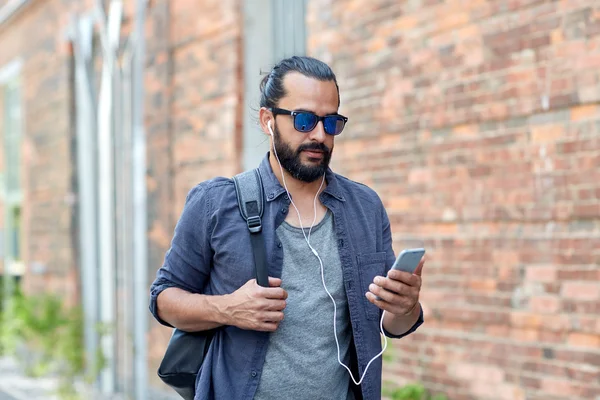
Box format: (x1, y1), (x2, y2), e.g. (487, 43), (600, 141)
(269, 152), (326, 200)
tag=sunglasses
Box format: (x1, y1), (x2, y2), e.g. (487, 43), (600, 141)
(270, 107), (348, 136)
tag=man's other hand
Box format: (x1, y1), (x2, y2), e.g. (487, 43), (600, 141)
(223, 277), (288, 332)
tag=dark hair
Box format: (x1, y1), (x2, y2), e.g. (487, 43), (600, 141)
(259, 56), (340, 109)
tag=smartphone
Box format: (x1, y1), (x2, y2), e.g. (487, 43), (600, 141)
(390, 248), (425, 274)
(373, 248), (425, 301)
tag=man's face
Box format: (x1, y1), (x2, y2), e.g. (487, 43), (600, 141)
(271, 73), (339, 183)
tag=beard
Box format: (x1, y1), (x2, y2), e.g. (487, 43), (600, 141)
(272, 124), (332, 183)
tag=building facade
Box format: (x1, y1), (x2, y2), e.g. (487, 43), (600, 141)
(0, 0), (599, 399)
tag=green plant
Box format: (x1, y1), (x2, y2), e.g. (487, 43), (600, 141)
(383, 382), (448, 400)
(0, 282), (24, 355)
(17, 293), (72, 376)
(392, 383), (426, 400)
(0, 289), (104, 400)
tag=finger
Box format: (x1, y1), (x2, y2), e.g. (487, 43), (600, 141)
(414, 257), (425, 277)
(385, 270), (415, 285)
(365, 292), (397, 313)
(261, 286), (288, 299)
(365, 292), (410, 315)
(368, 282), (402, 304)
(374, 276), (409, 295)
(262, 311), (284, 322)
(265, 299), (287, 311)
(258, 322), (279, 332)
(385, 271), (421, 288)
(268, 277), (282, 287)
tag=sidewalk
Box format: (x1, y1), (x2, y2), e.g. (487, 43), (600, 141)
(0, 357), (128, 400)
(0, 357), (177, 400)
(0, 357), (59, 400)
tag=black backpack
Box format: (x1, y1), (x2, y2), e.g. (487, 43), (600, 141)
(157, 168), (269, 399)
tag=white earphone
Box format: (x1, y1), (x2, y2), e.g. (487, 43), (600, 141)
(269, 119), (388, 386)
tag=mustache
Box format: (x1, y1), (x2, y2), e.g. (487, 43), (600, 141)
(297, 142), (330, 154)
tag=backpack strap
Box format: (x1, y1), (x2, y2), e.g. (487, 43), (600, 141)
(233, 169), (269, 287)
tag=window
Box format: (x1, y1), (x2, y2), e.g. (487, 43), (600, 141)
(4, 81), (21, 198)
(2, 76), (23, 268)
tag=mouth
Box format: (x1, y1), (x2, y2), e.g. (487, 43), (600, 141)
(302, 150), (324, 158)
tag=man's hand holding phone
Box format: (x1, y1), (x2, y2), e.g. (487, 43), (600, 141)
(365, 248), (425, 316)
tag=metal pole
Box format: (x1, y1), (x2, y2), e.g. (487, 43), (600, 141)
(71, 15), (99, 385)
(120, 46), (135, 397)
(114, 37), (136, 396)
(113, 46), (125, 393)
(97, 39), (117, 396)
(132, 0), (149, 398)
(96, 1), (123, 393)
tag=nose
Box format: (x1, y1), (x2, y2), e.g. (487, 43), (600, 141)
(308, 120), (327, 142)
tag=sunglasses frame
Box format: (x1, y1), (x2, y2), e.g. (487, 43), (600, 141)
(269, 107), (348, 136)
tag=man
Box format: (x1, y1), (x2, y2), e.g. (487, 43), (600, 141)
(150, 56), (424, 400)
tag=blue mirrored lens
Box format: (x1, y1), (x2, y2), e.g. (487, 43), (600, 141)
(294, 113), (318, 132)
(324, 116), (345, 135)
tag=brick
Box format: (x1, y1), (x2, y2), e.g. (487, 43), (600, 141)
(511, 313), (542, 329)
(561, 282), (600, 300)
(558, 267), (600, 281)
(529, 295), (561, 314)
(540, 379), (584, 398)
(525, 265), (557, 282)
(570, 104), (600, 121)
(386, 196), (412, 211)
(452, 363), (505, 383)
(563, 299), (600, 314)
(577, 154), (600, 170)
(486, 325), (510, 337)
(530, 124), (565, 143)
(567, 333), (600, 348)
(467, 278), (497, 292)
(452, 124), (479, 137)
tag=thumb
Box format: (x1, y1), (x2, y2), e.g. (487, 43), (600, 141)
(413, 257), (425, 277)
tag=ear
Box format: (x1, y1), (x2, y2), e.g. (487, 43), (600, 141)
(259, 107), (274, 137)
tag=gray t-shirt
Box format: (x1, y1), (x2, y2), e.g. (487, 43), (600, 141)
(254, 211), (355, 400)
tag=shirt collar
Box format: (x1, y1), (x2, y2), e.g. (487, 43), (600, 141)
(257, 152), (346, 203)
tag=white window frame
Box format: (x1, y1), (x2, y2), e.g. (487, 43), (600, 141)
(0, 59), (23, 271)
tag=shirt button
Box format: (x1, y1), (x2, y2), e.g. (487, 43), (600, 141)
(277, 242), (282, 248)
(251, 371), (257, 377)
(283, 194), (289, 200)
(268, 193), (274, 200)
(281, 208), (288, 214)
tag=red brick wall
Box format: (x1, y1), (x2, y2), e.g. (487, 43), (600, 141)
(144, 0), (244, 385)
(309, 1), (600, 399)
(0, 0), (88, 301)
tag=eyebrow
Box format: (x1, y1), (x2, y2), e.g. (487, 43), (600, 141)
(294, 108), (340, 116)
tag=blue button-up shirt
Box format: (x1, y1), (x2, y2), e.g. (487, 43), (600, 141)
(150, 154), (423, 400)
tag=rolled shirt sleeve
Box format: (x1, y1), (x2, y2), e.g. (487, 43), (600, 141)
(149, 184), (213, 327)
